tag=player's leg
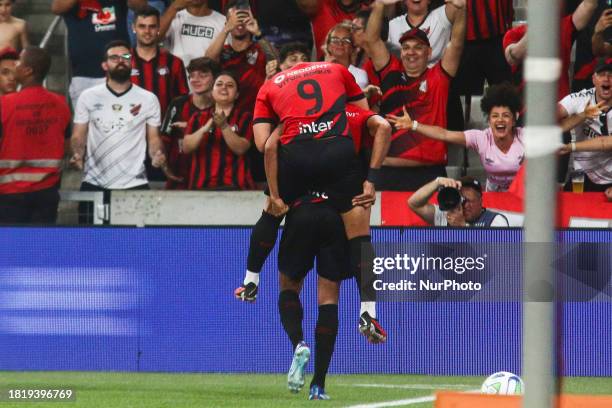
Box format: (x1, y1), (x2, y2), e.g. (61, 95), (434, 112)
(341, 206), (387, 343)
(309, 276), (340, 400)
(235, 196), (284, 302)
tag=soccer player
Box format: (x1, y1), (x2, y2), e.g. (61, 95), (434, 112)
(238, 46), (391, 342)
(278, 192), (385, 401)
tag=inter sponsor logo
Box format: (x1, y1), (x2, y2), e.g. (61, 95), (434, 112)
(181, 24), (215, 39)
(298, 120), (334, 134)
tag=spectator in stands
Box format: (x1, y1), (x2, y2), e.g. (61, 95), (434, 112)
(503, 0), (598, 100)
(264, 42), (310, 80)
(592, 7), (612, 58)
(362, 0), (466, 191)
(387, 83), (524, 192)
(0, 47), (71, 224)
(251, 0), (313, 50)
(159, 0), (226, 67)
(130, 5), (189, 184)
(52, 0), (146, 109)
(0, 46), (17, 95)
(296, 0), (369, 60)
(127, 0), (167, 46)
(387, 0), (463, 65)
(453, 0), (513, 97)
(558, 58), (612, 192)
(0, 0), (28, 51)
(408, 176), (509, 227)
(323, 21), (369, 89)
(161, 57), (220, 189)
(70, 40), (173, 223)
(182, 71), (254, 190)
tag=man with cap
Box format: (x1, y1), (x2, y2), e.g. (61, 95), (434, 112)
(361, 0), (466, 191)
(408, 176), (509, 227)
(557, 57), (612, 192)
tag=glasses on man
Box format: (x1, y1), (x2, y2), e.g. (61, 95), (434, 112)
(351, 24), (364, 32)
(107, 53), (132, 63)
(329, 36), (353, 46)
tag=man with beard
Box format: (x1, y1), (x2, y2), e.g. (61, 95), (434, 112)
(130, 5), (189, 184)
(70, 40), (174, 223)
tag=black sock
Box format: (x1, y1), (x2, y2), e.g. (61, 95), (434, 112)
(311, 304), (339, 389)
(349, 236), (377, 303)
(247, 211), (283, 273)
(278, 290), (304, 350)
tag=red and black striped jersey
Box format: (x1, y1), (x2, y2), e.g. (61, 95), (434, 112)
(185, 106), (254, 190)
(219, 42), (267, 113)
(130, 48), (189, 116)
(378, 55), (450, 164)
(346, 104), (376, 153)
(161, 94), (210, 189)
(466, 0), (514, 41)
(254, 62), (364, 145)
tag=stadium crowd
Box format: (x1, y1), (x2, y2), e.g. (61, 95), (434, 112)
(0, 0), (611, 224)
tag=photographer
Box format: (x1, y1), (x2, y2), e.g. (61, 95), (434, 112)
(408, 176), (509, 227)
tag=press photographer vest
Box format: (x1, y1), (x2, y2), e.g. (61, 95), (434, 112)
(470, 209), (508, 227)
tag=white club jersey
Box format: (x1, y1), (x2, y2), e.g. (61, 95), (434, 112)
(559, 88), (612, 185)
(388, 5), (451, 66)
(165, 9), (226, 66)
(74, 83), (161, 189)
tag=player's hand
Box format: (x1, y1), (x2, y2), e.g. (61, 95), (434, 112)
(171, 121), (188, 129)
(385, 106), (413, 130)
(266, 60), (279, 79)
(69, 153), (84, 171)
(268, 196), (289, 217)
(435, 176), (462, 189)
(352, 181), (376, 208)
(364, 84), (382, 99)
(161, 163), (184, 183)
(244, 11), (261, 36)
(151, 150), (167, 168)
(582, 100), (607, 120)
(213, 111), (228, 129)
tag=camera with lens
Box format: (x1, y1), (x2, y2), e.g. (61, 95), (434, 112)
(437, 186), (464, 211)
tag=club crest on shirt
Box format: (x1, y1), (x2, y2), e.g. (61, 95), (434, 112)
(93, 103), (104, 111)
(419, 80), (427, 93)
(158, 66), (169, 76)
(92, 7), (116, 25)
(112, 104), (122, 112)
(130, 104), (142, 116)
(246, 50), (259, 65)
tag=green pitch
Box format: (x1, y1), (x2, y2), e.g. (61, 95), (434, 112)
(0, 372), (610, 408)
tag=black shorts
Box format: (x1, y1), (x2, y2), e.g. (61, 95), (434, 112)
(277, 136), (363, 213)
(278, 201), (351, 282)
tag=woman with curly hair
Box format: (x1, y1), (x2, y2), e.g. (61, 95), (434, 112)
(386, 83), (523, 192)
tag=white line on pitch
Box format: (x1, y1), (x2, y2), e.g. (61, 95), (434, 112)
(343, 383), (474, 390)
(343, 389), (481, 408)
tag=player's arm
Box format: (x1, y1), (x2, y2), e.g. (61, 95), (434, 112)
(264, 130), (288, 215)
(51, 0), (78, 15)
(440, 0), (466, 77)
(295, 0), (321, 18)
(183, 117), (213, 153)
(572, 0), (598, 31)
(504, 33), (527, 66)
(69, 123), (88, 170)
(592, 9), (612, 57)
(386, 107), (466, 145)
(363, 0), (393, 71)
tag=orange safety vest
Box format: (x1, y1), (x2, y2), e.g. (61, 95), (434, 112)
(0, 86), (71, 194)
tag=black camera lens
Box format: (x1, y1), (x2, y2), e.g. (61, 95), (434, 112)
(438, 187), (462, 211)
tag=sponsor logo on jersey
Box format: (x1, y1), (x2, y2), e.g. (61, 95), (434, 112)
(298, 120), (334, 134)
(308, 190), (329, 199)
(93, 7), (117, 32)
(273, 74), (285, 85)
(93, 103), (104, 111)
(181, 24), (215, 39)
(130, 104), (142, 116)
(158, 67), (169, 76)
(112, 104), (122, 112)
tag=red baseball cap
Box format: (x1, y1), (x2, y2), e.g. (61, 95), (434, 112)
(398, 28), (431, 47)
